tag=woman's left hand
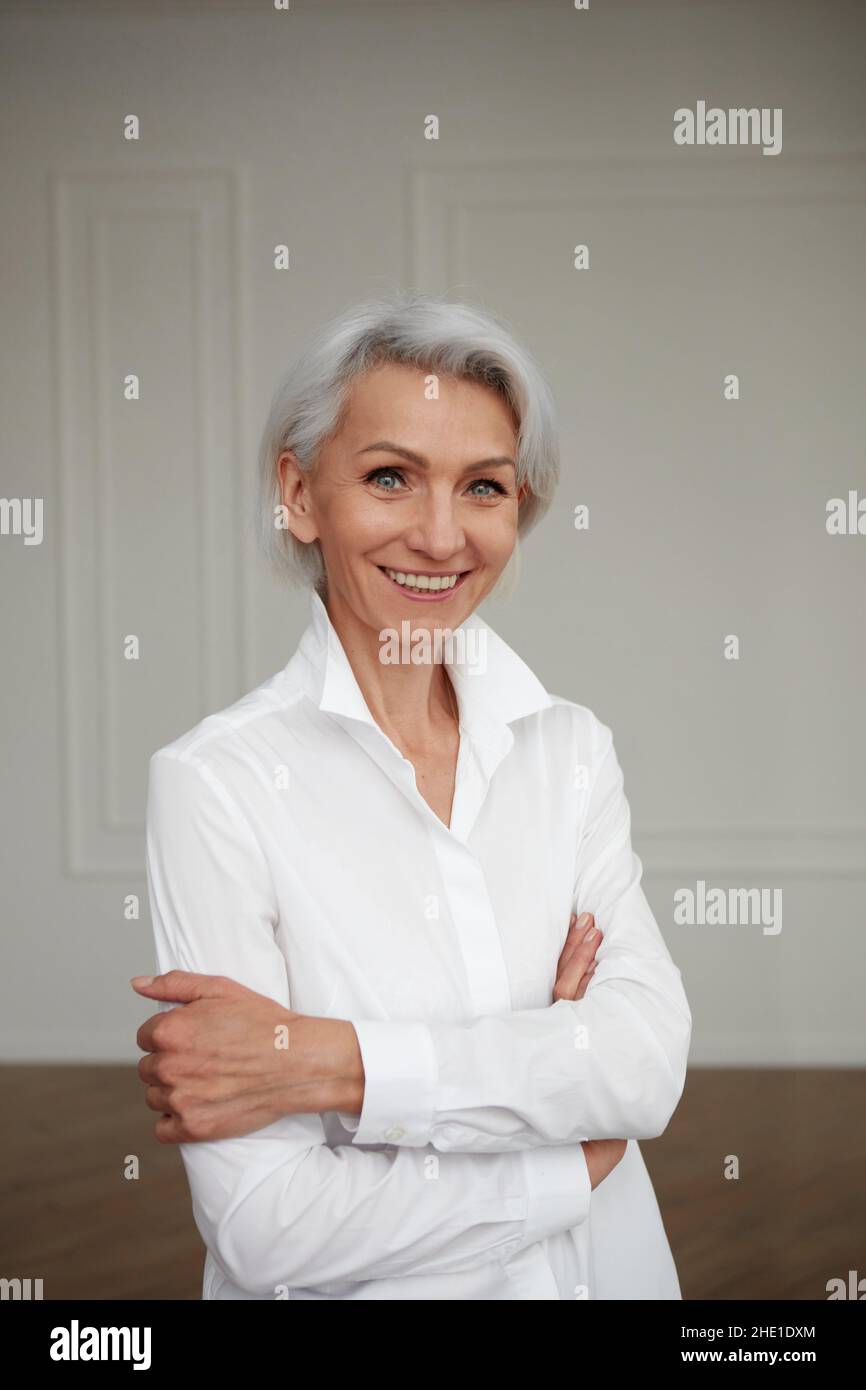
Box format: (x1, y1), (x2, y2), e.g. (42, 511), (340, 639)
(553, 912), (602, 1001)
(131, 971), (362, 1143)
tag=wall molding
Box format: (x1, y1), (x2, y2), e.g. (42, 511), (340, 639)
(52, 168), (244, 876)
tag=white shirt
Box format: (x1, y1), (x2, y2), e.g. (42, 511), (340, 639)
(145, 589), (692, 1300)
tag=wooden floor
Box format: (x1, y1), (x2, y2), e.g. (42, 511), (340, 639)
(1, 1066), (862, 1300)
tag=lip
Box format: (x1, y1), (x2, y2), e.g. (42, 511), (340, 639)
(376, 564), (472, 602)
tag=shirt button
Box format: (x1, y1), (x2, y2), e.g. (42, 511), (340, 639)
(383, 1125), (405, 1141)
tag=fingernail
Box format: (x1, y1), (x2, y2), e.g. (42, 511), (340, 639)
(585, 927), (597, 940)
(130, 975), (154, 987)
(576, 912), (591, 928)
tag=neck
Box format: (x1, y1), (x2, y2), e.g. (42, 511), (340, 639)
(324, 589), (459, 752)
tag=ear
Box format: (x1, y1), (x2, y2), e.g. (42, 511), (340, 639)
(277, 450), (319, 543)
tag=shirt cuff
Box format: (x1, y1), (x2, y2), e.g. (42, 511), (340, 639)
(335, 1019), (438, 1147)
(520, 1142), (593, 1244)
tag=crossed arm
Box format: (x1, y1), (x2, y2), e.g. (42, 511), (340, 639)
(132, 910), (600, 1142)
(133, 723), (691, 1295)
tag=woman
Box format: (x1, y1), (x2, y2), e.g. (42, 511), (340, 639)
(132, 292), (692, 1300)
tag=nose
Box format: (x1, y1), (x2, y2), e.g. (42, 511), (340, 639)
(402, 487), (466, 562)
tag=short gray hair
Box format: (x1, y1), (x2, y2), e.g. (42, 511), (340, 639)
(256, 291), (560, 589)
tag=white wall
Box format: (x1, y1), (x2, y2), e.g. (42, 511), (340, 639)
(0, 0), (864, 1062)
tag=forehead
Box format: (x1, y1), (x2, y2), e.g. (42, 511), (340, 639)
(337, 363), (518, 446)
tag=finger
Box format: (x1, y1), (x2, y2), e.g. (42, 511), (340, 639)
(137, 1052), (160, 1084)
(136, 1013), (165, 1054)
(558, 920), (601, 980)
(575, 962), (597, 1001)
(555, 931), (602, 997)
(557, 958), (597, 1003)
(556, 914), (578, 968)
(144, 1084), (174, 1113)
(574, 922), (601, 965)
(155, 1112), (185, 1145)
(558, 912), (594, 969)
(130, 970), (236, 1004)
(555, 965), (588, 1001)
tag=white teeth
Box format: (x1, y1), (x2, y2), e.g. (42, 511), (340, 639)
(384, 568), (460, 591)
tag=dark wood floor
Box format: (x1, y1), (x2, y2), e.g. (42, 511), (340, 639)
(1, 1066), (862, 1299)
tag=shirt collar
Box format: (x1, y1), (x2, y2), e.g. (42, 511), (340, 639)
(284, 587), (552, 747)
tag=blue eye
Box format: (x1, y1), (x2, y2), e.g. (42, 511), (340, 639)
(364, 467), (405, 491)
(362, 467), (508, 498)
(468, 477), (508, 497)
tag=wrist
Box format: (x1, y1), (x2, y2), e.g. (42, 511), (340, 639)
(337, 1019), (366, 1113)
(319, 1017), (365, 1115)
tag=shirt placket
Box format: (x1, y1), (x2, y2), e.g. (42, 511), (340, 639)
(430, 725), (515, 1016)
(329, 712), (517, 1019)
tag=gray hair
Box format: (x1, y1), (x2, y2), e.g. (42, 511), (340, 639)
(256, 291), (560, 590)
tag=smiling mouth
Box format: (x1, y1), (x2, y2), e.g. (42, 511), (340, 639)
(376, 565), (472, 600)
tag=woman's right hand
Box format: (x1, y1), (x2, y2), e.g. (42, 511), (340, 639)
(581, 1138), (628, 1190)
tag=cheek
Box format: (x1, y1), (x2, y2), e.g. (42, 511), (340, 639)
(477, 506), (519, 562)
(318, 492), (392, 550)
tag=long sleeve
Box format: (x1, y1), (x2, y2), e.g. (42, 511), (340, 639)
(143, 750), (592, 1297)
(338, 715), (692, 1153)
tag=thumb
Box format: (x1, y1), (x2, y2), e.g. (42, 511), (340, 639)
(129, 970), (240, 1003)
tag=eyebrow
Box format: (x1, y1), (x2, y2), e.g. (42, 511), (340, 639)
(357, 441), (516, 471)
